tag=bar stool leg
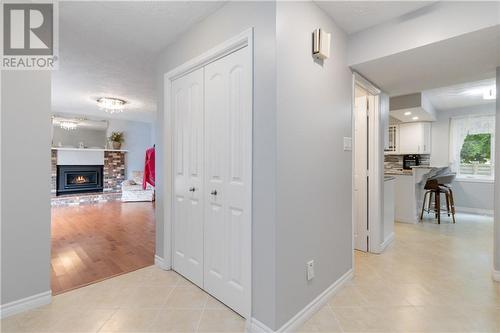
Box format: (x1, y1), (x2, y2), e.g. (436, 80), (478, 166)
(445, 191), (451, 217)
(436, 191), (441, 224)
(428, 192), (433, 212)
(420, 191), (428, 221)
(449, 188), (456, 224)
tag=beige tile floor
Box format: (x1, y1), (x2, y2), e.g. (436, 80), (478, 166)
(2, 213), (499, 333)
(1, 267), (246, 333)
(298, 213), (500, 333)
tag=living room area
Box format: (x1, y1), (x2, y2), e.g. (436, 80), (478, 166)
(50, 115), (155, 294)
(49, 6), (157, 294)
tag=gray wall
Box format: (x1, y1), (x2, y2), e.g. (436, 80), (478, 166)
(431, 104), (495, 211)
(155, 2), (278, 328)
(1, 71), (52, 304)
(107, 119), (153, 179)
(275, 2), (352, 327)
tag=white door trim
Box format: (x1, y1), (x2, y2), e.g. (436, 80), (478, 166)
(352, 73), (384, 255)
(162, 28), (254, 319)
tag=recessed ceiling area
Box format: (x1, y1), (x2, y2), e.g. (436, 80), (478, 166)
(52, 2), (225, 122)
(315, 1), (436, 34)
(352, 25), (500, 98)
(423, 78), (496, 111)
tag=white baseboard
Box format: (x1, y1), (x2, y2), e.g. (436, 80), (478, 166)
(379, 232), (395, 252)
(0, 291), (52, 319)
(248, 269), (353, 333)
(247, 318), (273, 333)
(154, 254), (171, 270)
(493, 269), (500, 282)
(455, 206), (493, 216)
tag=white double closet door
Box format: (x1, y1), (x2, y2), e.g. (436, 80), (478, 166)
(172, 46), (251, 318)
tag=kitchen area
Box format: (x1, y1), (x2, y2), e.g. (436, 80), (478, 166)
(384, 93), (451, 224)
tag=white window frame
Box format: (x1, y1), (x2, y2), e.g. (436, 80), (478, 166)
(449, 114), (495, 181)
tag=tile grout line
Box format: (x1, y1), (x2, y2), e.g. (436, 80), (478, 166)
(194, 293), (209, 333)
(326, 301), (345, 333)
(95, 307), (119, 333)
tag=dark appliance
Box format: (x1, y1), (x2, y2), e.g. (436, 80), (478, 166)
(403, 154), (420, 170)
(57, 165), (103, 195)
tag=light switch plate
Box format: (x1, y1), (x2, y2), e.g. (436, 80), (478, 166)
(343, 137), (352, 151)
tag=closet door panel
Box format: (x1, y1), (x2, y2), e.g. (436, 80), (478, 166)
(172, 68), (204, 288)
(203, 46), (252, 317)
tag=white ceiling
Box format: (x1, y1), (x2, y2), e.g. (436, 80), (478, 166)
(52, 2), (225, 123)
(315, 1), (435, 35)
(352, 25), (500, 97)
(423, 78), (496, 111)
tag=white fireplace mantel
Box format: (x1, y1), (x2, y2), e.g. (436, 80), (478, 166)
(52, 147), (128, 166)
(51, 147), (128, 152)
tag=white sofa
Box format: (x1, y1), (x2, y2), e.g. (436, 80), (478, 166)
(121, 171), (155, 202)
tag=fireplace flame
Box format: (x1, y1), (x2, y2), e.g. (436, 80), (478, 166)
(74, 175), (88, 184)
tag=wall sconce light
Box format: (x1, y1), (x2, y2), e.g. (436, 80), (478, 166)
(312, 28), (331, 60)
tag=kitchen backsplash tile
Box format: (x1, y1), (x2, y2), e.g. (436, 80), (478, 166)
(384, 154), (430, 174)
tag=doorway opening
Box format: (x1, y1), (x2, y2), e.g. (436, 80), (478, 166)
(50, 117), (156, 295)
(352, 74), (387, 255)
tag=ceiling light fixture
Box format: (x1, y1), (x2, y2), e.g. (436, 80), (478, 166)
(97, 97), (127, 114)
(59, 120), (78, 131)
(412, 116), (419, 121)
(404, 111), (412, 116)
(483, 87), (496, 100)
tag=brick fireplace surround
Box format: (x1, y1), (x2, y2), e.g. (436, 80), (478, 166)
(51, 149), (126, 206)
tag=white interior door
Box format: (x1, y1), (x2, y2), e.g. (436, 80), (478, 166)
(172, 68), (205, 287)
(354, 96), (368, 252)
(203, 46), (252, 317)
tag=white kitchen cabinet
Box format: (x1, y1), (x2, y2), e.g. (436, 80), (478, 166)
(393, 174), (417, 223)
(385, 125), (399, 154)
(398, 122), (431, 154)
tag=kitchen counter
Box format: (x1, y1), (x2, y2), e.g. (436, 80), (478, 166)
(385, 170), (412, 176)
(384, 176), (396, 181)
(389, 166), (450, 223)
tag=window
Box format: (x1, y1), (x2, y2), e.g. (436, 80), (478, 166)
(450, 115), (495, 180)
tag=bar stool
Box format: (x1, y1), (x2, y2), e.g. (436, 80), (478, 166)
(436, 174), (456, 224)
(420, 174), (456, 224)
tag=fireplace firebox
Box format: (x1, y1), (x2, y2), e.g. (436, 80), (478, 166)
(57, 165), (103, 195)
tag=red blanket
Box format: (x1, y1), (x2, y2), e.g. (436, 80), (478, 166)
(143, 146), (155, 189)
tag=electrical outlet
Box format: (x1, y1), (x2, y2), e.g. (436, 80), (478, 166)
(306, 260), (315, 281)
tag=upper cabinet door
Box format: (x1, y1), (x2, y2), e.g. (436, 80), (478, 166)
(398, 122), (431, 154)
(398, 123), (419, 154)
(203, 46), (252, 318)
(421, 122), (432, 154)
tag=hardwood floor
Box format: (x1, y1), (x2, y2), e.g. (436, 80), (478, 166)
(51, 201), (155, 295)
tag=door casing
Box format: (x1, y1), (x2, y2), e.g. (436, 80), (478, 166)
(162, 28), (254, 319)
(352, 73), (383, 257)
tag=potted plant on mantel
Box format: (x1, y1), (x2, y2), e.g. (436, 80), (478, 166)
(109, 131), (124, 150)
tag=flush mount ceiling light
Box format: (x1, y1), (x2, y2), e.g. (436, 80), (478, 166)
(59, 120), (78, 131)
(412, 116), (419, 121)
(483, 87), (496, 100)
(97, 97), (127, 114)
(404, 111), (412, 116)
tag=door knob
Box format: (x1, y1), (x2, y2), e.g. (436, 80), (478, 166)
(189, 187), (196, 192)
(211, 190), (218, 196)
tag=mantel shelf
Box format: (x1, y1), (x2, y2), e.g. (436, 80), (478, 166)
(51, 147), (128, 153)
